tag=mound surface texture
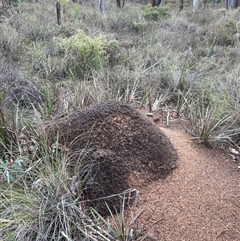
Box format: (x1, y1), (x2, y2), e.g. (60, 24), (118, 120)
(47, 101), (178, 213)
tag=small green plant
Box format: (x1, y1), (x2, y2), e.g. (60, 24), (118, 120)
(188, 103), (236, 144)
(210, 19), (237, 47)
(132, 22), (145, 32)
(103, 39), (120, 66)
(91, 196), (153, 241)
(185, 88), (236, 144)
(56, 30), (106, 78)
(59, 0), (69, 14)
(176, 88), (193, 117)
(142, 6), (170, 21)
(225, 19), (236, 28)
(73, 3), (81, 15)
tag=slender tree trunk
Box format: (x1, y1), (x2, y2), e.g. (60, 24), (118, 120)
(116, 0), (121, 8)
(193, 0), (199, 12)
(56, 1), (61, 25)
(234, 0), (239, 8)
(161, 0), (165, 6)
(179, 0), (184, 11)
(156, 0), (161, 6)
(99, 0), (104, 13)
(116, 0), (124, 8)
(152, 0), (156, 6)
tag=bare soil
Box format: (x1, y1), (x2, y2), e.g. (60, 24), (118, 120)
(133, 112), (240, 241)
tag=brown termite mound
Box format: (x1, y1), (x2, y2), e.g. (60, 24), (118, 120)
(46, 100), (178, 215)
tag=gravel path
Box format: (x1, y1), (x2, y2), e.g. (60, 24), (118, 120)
(133, 124), (240, 241)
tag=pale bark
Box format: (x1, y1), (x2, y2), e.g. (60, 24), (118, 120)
(193, 0), (198, 12)
(227, 0), (236, 9)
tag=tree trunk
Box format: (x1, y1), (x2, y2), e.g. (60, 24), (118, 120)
(227, 0), (235, 8)
(156, 0), (161, 6)
(179, 0), (184, 11)
(193, 0), (199, 11)
(99, 0), (104, 13)
(116, 0), (124, 8)
(152, 0), (156, 6)
(233, 0), (239, 8)
(116, 0), (121, 8)
(161, 0), (165, 6)
(56, 1), (61, 25)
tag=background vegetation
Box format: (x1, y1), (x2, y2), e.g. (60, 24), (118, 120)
(1, 0), (240, 240)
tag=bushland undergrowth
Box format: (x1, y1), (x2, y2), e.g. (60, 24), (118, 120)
(1, 0), (240, 240)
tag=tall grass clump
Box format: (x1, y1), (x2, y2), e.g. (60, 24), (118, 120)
(178, 76), (240, 144)
(0, 113), (148, 240)
(0, 121), (104, 240)
(91, 199), (152, 241)
(0, 153), (88, 240)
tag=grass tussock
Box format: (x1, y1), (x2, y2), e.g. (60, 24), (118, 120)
(1, 0), (240, 239)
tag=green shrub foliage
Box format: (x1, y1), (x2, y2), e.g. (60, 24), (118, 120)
(142, 6), (170, 21)
(56, 30), (106, 78)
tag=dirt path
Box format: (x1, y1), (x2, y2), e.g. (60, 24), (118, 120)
(134, 123), (240, 241)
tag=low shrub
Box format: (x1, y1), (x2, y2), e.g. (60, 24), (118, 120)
(142, 6), (170, 21)
(132, 21), (145, 32)
(59, 0), (69, 14)
(56, 30), (118, 78)
(103, 39), (120, 67)
(216, 19), (237, 46)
